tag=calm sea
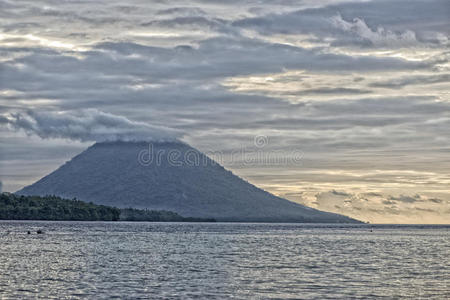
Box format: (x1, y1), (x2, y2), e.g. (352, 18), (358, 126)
(0, 221), (448, 299)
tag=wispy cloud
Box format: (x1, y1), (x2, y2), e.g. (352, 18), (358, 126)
(330, 14), (417, 47)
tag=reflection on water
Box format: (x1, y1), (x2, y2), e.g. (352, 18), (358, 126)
(0, 222), (449, 299)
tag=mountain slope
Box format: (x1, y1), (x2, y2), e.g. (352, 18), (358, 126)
(17, 141), (359, 222)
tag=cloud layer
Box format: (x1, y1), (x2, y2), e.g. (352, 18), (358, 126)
(295, 190), (450, 224)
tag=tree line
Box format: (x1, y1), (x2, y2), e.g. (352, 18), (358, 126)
(0, 193), (215, 222)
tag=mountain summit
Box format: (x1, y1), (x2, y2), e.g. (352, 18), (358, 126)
(18, 141), (359, 222)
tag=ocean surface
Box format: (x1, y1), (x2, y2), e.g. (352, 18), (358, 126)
(0, 222), (448, 299)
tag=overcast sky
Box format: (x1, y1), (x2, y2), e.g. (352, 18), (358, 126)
(0, 0), (449, 223)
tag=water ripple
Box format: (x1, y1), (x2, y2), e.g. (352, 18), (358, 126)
(0, 222), (449, 299)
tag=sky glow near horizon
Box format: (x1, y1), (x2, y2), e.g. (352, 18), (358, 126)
(0, 0), (449, 223)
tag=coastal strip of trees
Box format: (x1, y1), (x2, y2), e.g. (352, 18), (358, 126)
(0, 193), (215, 222)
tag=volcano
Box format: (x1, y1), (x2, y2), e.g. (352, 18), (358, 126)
(17, 141), (359, 222)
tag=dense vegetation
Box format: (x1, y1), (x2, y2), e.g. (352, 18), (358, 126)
(0, 193), (120, 221)
(0, 193), (215, 222)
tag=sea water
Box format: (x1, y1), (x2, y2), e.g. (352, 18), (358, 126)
(0, 221), (448, 299)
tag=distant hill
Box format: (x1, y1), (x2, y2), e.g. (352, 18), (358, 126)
(17, 141), (360, 223)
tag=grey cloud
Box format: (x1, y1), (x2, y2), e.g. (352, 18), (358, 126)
(233, 0), (450, 46)
(429, 198), (443, 204)
(382, 200), (396, 205)
(0, 38), (432, 126)
(25, 6), (123, 26)
(330, 190), (351, 197)
(0, 38), (429, 98)
(2, 109), (181, 142)
(303, 190), (449, 223)
(156, 7), (207, 16)
(389, 194), (421, 203)
(142, 16), (234, 35)
(370, 74), (450, 88)
(96, 37), (426, 77)
(364, 192), (383, 197)
(313, 96), (449, 116)
(415, 207), (436, 213)
(282, 88), (372, 96)
(0, 115), (9, 124)
(2, 58), (447, 155)
(330, 14), (417, 47)
(226, 115), (411, 131)
(1, 22), (42, 32)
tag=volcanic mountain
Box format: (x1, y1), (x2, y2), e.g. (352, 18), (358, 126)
(18, 141), (359, 222)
